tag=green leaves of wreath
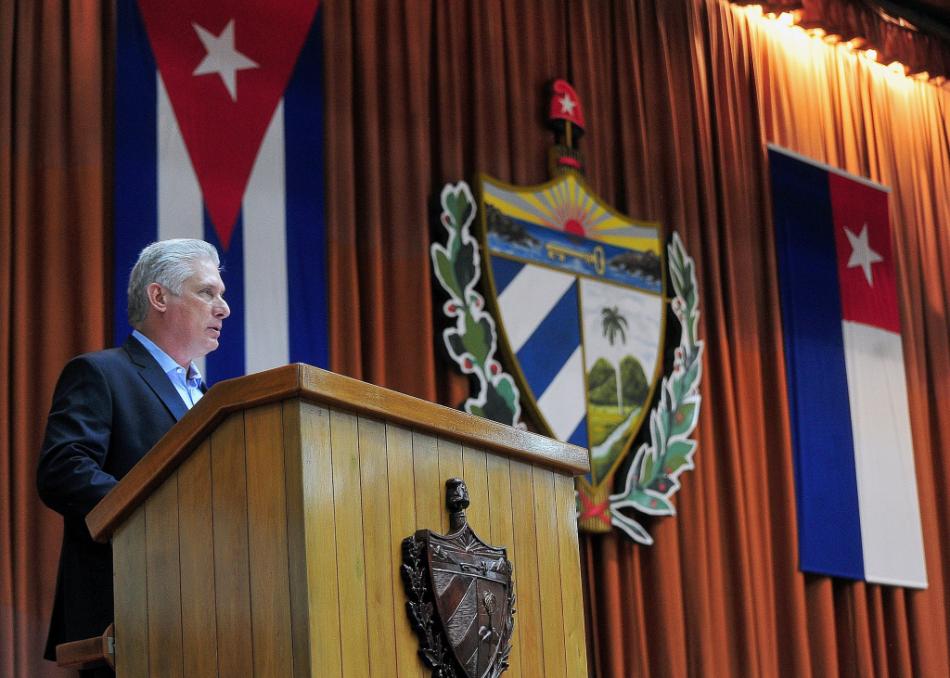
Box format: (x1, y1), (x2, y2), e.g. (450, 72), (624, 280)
(431, 181), (704, 546)
(608, 232), (703, 545)
(431, 182), (524, 427)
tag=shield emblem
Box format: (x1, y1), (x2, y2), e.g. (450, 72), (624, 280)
(402, 479), (514, 678)
(428, 532), (512, 677)
(478, 173), (667, 529)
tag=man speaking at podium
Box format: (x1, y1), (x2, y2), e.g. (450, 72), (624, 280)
(36, 239), (230, 676)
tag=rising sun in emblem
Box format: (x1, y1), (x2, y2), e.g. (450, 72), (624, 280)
(482, 173), (662, 254)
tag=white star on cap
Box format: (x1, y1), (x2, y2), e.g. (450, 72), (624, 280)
(192, 19), (259, 101)
(844, 224), (884, 286)
(559, 93), (576, 115)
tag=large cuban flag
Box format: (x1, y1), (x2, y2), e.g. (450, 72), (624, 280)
(770, 146), (926, 588)
(113, 0), (328, 383)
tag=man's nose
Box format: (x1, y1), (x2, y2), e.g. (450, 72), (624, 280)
(215, 299), (230, 319)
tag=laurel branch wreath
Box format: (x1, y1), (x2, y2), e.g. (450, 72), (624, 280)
(431, 182), (704, 545)
(401, 536), (457, 676)
(607, 232), (704, 544)
(430, 182), (524, 428)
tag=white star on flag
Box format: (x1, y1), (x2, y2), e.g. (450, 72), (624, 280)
(559, 93), (576, 115)
(844, 224), (884, 286)
(192, 19), (259, 101)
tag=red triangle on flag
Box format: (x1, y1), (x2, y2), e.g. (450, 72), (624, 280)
(137, 0), (320, 248)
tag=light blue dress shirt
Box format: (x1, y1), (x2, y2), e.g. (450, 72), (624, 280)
(132, 330), (204, 408)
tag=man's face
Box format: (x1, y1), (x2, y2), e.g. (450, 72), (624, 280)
(163, 258), (230, 363)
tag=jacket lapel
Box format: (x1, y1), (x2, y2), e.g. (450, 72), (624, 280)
(124, 336), (188, 422)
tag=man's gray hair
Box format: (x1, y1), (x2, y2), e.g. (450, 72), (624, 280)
(127, 239), (221, 326)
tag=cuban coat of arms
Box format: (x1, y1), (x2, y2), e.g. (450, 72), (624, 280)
(402, 479), (515, 678)
(431, 81), (704, 544)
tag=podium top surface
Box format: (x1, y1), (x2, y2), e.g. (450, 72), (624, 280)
(86, 364), (589, 541)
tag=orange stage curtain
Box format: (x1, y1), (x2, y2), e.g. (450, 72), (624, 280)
(1, 1), (113, 676)
(2, 1), (948, 676)
(587, 4), (950, 674)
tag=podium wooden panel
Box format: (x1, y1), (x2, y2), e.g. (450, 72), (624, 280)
(86, 364), (590, 677)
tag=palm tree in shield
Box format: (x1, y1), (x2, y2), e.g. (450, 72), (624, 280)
(600, 306), (629, 414)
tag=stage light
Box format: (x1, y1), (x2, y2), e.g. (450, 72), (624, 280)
(887, 61), (908, 76)
(778, 12), (796, 26)
(730, 1), (943, 87)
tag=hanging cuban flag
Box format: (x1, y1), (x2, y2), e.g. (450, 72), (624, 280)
(113, 0), (328, 383)
(769, 145), (927, 588)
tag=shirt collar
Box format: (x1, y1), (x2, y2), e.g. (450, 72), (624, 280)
(132, 329), (203, 384)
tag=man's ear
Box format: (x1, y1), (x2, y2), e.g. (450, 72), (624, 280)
(146, 282), (168, 313)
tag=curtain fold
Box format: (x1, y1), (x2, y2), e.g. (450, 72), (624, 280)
(2, 1), (948, 676)
(1, 2), (112, 676)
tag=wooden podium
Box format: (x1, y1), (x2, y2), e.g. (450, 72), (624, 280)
(82, 364), (590, 677)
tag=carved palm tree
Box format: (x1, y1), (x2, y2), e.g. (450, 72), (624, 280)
(600, 306), (629, 413)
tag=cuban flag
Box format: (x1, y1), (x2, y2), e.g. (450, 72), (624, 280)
(113, 0), (328, 383)
(770, 146), (926, 588)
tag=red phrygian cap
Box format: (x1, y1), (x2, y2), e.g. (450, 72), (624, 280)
(548, 79), (585, 130)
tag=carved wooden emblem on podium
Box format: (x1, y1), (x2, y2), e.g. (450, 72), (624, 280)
(402, 478), (515, 677)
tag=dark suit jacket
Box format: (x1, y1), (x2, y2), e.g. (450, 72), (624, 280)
(37, 336), (194, 659)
